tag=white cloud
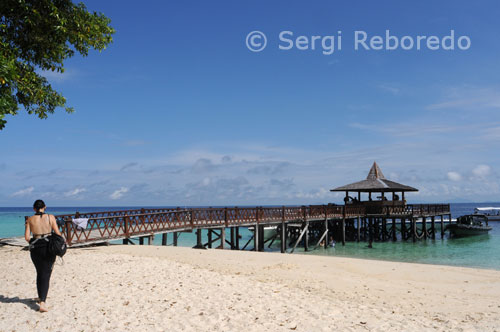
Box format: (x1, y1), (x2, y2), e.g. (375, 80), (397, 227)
(109, 187), (129, 199)
(426, 86), (500, 111)
(110, 187), (129, 200)
(11, 186), (34, 197)
(472, 165), (491, 177)
(378, 84), (400, 95)
(64, 188), (87, 197)
(38, 68), (77, 82)
(447, 172), (462, 182)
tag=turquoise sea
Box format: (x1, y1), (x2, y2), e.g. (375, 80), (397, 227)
(2, 203), (500, 270)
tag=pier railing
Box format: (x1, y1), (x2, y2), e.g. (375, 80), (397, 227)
(54, 203), (449, 246)
(381, 204), (450, 216)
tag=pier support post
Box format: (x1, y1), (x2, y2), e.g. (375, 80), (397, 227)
(304, 220), (310, 251)
(139, 237), (144, 245)
(401, 218), (406, 240)
(230, 227), (235, 250)
(342, 219), (346, 246)
(324, 210), (329, 248)
(173, 232), (178, 246)
(193, 229), (204, 249)
(431, 216), (436, 240)
(423, 217), (427, 240)
(253, 226), (259, 252)
(208, 229), (212, 248)
(219, 228), (225, 249)
(392, 218), (397, 241)
(382, 218), (387, 242)
(368, 218), (373, 248)
(412, 218), (416, 243)
(259, 225), (265, 251)
(235, 227), (240, 250)
(357, 217), (361, 242)
(162, 233), (167, 246)
(440, 215), (445, 239)
(281, 222), (287, 253)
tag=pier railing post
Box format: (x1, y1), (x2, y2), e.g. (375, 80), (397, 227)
(65, 218), (72, 246)
(124, 216), (130, 242)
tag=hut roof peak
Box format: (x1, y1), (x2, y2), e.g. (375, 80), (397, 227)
(367, 162), (385, 180)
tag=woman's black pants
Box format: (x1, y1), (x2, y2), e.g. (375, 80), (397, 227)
(30, 241), (56, 302)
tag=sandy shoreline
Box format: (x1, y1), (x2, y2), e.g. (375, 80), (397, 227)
(1, 245), (499, 331)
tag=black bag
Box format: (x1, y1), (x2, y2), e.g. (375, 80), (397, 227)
(48, 233), (67, 257)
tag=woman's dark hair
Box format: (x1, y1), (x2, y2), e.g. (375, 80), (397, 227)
(33, 199), (46, 212)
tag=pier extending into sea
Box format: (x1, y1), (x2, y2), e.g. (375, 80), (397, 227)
(45, 202), (451, 253)
(6, 162), (451, 252)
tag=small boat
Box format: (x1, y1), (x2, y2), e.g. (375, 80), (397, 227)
(446, 214), (491, 237)
(474, 207), (500, 222)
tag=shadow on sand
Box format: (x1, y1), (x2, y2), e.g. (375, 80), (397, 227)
(0, 295), (39, 311)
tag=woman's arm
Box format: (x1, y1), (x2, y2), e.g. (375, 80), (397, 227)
(25, 219), (31, 243)
(50, 215), (62, 236)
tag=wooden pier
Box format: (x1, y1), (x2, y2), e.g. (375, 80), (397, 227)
(34, 203), (451, 252)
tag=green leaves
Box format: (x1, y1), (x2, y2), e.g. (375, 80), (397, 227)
(0, 0), (114, 129)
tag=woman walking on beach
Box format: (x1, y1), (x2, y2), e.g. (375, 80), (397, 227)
(24, 200), (62, 312)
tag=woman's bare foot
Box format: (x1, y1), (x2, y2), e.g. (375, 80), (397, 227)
(39, 302), (48, 312)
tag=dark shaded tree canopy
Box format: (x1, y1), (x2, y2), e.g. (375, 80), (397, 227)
(0, 0), (114, 130)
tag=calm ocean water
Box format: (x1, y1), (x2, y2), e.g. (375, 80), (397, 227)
(2, 203), (500, 270)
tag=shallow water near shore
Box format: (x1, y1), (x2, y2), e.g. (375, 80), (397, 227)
(2, 203), (500, 270)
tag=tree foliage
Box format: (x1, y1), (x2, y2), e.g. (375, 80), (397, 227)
(0, 0), (114, 129)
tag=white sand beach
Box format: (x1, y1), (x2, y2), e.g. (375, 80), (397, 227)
(1, 244), (499, 332)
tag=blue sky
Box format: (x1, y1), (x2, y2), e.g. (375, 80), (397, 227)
(2, 0), (500, 206)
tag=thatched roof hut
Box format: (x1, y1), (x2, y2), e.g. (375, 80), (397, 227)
(331, 162), (418, 193)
